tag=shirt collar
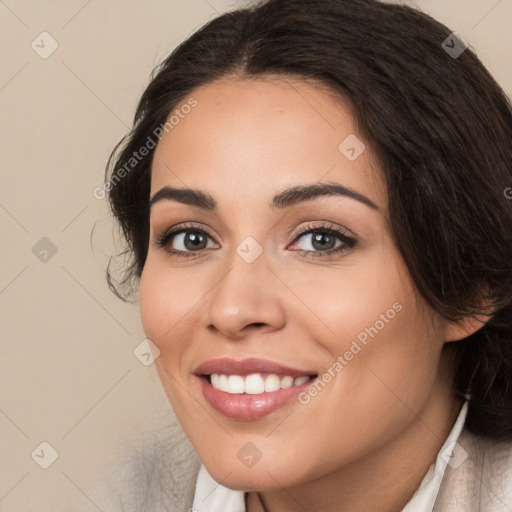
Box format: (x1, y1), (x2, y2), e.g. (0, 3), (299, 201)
(402, 400), (468, 512)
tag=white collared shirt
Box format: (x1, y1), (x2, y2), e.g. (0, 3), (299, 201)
(192, 401), (469, 512)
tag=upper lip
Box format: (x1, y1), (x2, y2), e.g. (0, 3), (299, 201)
(194, 358), (317, 377)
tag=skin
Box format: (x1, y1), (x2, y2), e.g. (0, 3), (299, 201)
(139, 76), (485, 512)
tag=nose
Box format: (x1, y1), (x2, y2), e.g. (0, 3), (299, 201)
(201, 249), (286, 341)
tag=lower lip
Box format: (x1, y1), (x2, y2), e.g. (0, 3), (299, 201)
(199, 376), (314, 420)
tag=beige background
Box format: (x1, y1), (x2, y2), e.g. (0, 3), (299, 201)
(0, 0), (510, 510)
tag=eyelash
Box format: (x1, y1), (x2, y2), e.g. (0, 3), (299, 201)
(153, 222), (357, 260)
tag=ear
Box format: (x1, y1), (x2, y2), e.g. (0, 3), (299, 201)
(443, 311), (493, 342)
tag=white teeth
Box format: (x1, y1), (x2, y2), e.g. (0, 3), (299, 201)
(227, 375), (245, 394)
(245, 373), (265, 394)
(218, 374), (229, 392)
(209, 373), (313, 394)
(264, 374), (281, 392)
(294, 376), (310, 386)
(280, 376), (294, 389)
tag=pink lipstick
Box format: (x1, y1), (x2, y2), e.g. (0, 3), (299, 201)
(194, 358), (317, 420)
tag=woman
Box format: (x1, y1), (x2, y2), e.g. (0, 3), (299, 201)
(102, 0), (512, 510)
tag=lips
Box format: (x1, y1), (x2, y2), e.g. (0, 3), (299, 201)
(193, 357), (317, 378)
(193, 357), (318, 420)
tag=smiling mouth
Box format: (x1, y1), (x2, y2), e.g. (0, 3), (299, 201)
(202, 372), (318, 394)
(194, 357), (319, 419)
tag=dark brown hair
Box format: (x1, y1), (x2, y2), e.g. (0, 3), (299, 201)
(105, 0), (512, 439)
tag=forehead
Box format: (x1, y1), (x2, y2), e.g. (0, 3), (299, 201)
(150, 76), (386, 211)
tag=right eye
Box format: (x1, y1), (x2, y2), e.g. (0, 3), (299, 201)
(154, 224), (218, 259)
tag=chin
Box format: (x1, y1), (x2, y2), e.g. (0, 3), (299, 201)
(203, 457), (311, 492)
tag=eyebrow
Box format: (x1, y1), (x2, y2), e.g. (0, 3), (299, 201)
(149, 182), (379, 211)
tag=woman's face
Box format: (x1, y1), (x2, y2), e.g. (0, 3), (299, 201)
(139, 76), (457, 490)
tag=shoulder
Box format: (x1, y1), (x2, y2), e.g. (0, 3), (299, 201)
(433, 427), (512, 512)
(93, 425), (202, 512)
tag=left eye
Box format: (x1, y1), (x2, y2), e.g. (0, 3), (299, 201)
(294, 230), (343, 251)
(290, 227), (356, 256)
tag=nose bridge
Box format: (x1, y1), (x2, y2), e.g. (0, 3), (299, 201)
(202, 238), (286, 338)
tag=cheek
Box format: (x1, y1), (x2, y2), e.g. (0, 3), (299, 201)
(139, 257), (206, 416)
(294, 243), (415, 358)
(285, 280), (442, 477)
(139, 260), (166, 344)
(138, 254), (201, 363)
(295, 247), (442, 420)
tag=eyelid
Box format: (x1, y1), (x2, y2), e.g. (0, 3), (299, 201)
(287, 217), (357, 238)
